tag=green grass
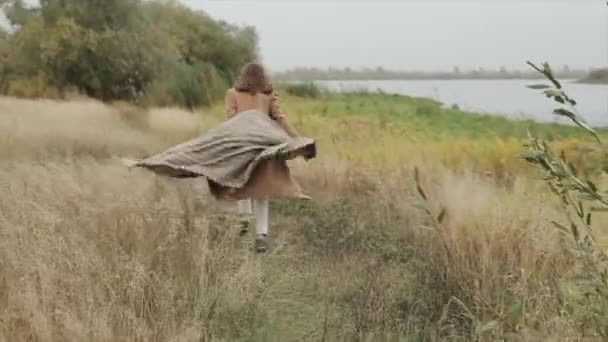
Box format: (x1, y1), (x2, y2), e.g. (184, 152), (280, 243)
(274, 90), (596, 138)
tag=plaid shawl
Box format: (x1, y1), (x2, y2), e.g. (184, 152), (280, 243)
(127, 110), (316, 191)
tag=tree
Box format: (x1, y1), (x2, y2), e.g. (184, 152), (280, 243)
(0, 0), (259, 106)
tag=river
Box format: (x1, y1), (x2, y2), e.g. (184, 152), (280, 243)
(315, 79), (608, 127)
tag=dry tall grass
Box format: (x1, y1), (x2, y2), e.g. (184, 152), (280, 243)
(0, 96), (603, 341)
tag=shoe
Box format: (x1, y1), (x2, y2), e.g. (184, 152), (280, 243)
(254, 234), (269, 253)
(303, 142), (317, 160)
(296, 193), (312, 201)
(238, 220), (249, 236)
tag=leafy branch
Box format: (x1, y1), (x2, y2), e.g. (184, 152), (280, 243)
(524, 62), (608, 336)
(525, 61), (600, 144)
(524, 61), (608, 245)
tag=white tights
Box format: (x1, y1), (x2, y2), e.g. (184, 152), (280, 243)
(237, 199), (269, 236)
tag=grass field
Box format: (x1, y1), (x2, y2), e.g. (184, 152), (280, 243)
(1, 92), (607, 341)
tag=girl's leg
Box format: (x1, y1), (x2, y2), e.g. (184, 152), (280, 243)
(237, 199), (252, 215)
(253, 198), (269, 252)
(253, 198), (269, 236)
(237, 199), (252, 235)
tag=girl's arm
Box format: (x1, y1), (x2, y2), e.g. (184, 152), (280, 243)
(269, 92), (298, 137)
(225, 89), (238, 118)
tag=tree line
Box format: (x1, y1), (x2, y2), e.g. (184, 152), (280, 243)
(273, 66), (589, 82)
(579, 68), (608, 84)
(0, 0), (258, 108)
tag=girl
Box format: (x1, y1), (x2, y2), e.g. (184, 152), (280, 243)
(128, 62), (316, 253)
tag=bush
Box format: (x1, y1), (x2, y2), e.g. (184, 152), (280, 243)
(7, 75), (60, 99)
(282, 82), (324, 98)
(0, 0), (258, 107)
(144, 61), (228, 109)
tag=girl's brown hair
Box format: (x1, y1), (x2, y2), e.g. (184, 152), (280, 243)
(233, 62), (273, 95)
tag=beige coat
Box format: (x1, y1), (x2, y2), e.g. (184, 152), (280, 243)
(128, 89), (315, 201)
(220, 88), (307, 200)
(224, 88), (298, 137)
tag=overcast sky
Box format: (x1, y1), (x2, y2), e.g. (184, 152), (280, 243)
(182, 0), (608, 72)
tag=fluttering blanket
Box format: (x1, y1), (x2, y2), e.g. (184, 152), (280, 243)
(127, 110), (316, 201)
